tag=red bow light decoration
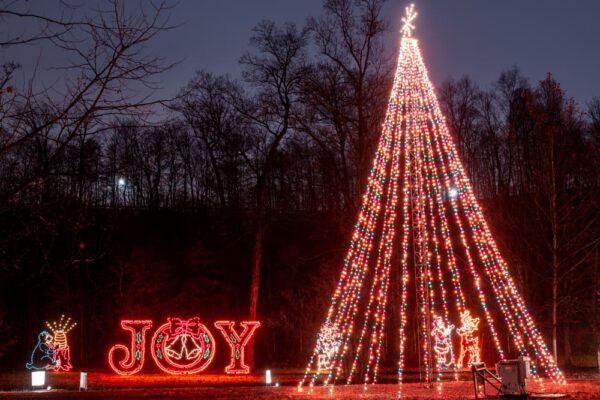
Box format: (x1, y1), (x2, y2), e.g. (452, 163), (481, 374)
(168, 317), (203, 339)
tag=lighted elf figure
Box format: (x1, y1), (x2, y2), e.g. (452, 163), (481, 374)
(316, 319), (341, 372)
(431, 315), (455, 369)
(456, 310), (480, 368)
(45, 315), (77, 371)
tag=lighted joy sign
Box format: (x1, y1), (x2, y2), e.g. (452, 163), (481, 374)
(108, 317), (260, 375)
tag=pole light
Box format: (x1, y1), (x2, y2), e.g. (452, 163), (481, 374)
(79, 372), (88, 390)
(31, 371), (45, 388)
(265, 369), (272, 385)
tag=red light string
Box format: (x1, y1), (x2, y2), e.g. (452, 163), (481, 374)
(108, 320), (153, 375)
(213, 321), (261, 374)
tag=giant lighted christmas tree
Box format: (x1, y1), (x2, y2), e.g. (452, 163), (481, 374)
(299, 4), (564, 391)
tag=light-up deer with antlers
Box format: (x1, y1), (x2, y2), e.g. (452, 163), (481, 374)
(456, 310), (480, 368)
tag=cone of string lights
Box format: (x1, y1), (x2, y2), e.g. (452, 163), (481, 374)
(298, 3), (565, 393)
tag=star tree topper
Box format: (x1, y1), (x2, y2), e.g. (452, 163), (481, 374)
(401, 3), (418, 38)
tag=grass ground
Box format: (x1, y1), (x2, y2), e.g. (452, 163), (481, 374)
(0, 370), (597, 399)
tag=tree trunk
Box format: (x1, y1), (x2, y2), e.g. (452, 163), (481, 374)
(248, 173), (267, 368)
(552, 253), (558, 361)
(201, 133), (227, 208)
(247, 216), (264, 366)
(597, 345), (600, 374)
(562, 325), (572, 367)
(550, 132), (559, 362)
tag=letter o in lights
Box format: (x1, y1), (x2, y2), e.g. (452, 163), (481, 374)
(150, 317), (216, 374)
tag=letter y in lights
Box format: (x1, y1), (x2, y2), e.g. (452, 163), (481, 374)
(108, 320), (153, 375)
(213, 321), (260, 374)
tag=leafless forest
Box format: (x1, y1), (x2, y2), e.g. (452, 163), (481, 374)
(0, 0), (598, 371)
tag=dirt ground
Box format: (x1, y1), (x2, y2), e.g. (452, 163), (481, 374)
(0, 371), (597, 399)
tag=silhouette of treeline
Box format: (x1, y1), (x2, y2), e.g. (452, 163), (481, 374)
(0, 0), (598, 369)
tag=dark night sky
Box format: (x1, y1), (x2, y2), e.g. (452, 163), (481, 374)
(3, 0), (600, 106)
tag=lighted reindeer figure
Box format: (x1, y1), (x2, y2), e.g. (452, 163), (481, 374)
(456, 310), (480, 368)
(431, 315), (455, 369)
(46, 315), (77, 371)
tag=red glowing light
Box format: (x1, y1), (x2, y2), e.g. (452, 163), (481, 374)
(213, 321), (260, 374)
(108, 320), (153, 375)
(151, 317), (216, 374)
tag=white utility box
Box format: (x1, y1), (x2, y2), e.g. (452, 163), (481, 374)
(495, 356), (530, 395)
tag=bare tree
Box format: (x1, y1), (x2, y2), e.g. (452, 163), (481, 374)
(0, 0), (177, 198)
(304, 0), (391, 210)
(588, 98), (600, 187)
(233, 20), (309, 366)
(176, 71), (243, 208)
(439, 76), (482, 188)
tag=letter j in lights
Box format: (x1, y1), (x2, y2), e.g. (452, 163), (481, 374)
(108, 320), (153, 375)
